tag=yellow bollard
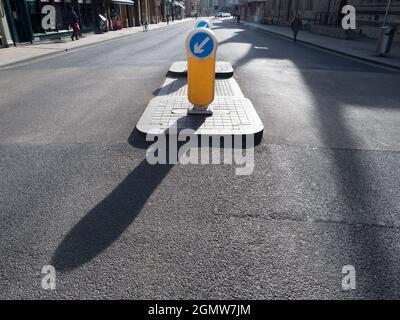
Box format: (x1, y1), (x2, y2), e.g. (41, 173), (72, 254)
(185, 28), (218, 113)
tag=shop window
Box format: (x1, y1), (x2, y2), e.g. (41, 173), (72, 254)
(26, 0), (42, 34)
(80, 0), (94, 29)
(304, 0), (313, 11)
(25, 0), (94, 35)
(53, 0), (67, 30)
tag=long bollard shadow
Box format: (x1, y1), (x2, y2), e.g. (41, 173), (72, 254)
(51, 21), (262, 271)
(51, 157), (173, 271)
(51, 121), (206, 271)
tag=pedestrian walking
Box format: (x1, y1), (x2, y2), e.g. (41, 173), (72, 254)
(237, 14), (241, 24)
(142, 20), (148, 32)
(166, 14), (170, 25)
(291, 13), (303, 43)
(68, 6), (80, 41)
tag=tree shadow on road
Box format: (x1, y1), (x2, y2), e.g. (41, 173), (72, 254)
(216, 18), (400, 298)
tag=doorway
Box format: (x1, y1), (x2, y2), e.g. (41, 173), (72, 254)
(337, 0), (347, 26)
(7, 0), (32, 42)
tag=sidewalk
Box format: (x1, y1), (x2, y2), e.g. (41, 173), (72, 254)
(245, 22), (400, 70)
(0, 18), (192, 68)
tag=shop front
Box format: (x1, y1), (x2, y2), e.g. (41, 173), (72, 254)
(3, 0), (96, 43)
(164, 0), (184, 21)
(1, 0), (14, 46)
(246, 0), (265, 23)
(110, 0), (134, 29)
(173, 1), (184, 20)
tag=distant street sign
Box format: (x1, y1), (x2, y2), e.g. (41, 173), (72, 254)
(187, 30), (217, 59)
(195, 20), (211, 29)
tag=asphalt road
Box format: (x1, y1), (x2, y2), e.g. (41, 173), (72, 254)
(1, 18), (400, 299)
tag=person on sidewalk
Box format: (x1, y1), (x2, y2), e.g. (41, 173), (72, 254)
(237, 14), (241, 24)
(68, 6), (80, 41)
(142, 20), (148, 32)
(291, 13), (302, 43)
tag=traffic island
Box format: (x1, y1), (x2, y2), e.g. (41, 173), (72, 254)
(136, 21), (264, 144)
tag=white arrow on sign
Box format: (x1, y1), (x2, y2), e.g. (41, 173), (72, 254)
(194, 36), (211, 54)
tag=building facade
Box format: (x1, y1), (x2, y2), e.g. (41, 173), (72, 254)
(0, 0), (13, 46)
(185, 0), (199, 16)
(0, 0), (172, 44)
(261, 0), (358, 25)
(212, 0), (238, 13)
(242, 0), (400, 41)
(199, 0), (212, 15)
(355, 0), (400, 39)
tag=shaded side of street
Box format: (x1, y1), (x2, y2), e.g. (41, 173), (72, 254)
(245, 21), (400, 70)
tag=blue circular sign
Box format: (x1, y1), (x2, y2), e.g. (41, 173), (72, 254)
(196, 21), (210, 28)
(189, 32), (215, 59)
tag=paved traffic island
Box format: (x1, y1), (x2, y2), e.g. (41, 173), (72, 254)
(136, 22), (264, 143)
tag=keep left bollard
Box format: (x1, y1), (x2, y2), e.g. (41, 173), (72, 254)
(195, 19), (212, 29)
(185, 28), (218, 114)
(136, 20), (264, 141)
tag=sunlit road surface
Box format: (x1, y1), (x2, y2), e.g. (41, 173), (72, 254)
(1, 18), (400, 299)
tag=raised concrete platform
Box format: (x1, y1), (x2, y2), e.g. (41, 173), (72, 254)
(157, 77), (244, 97)
(137, 71), (263, 140)
(136, 96), (264, 137)
(168, 61), (234, 78)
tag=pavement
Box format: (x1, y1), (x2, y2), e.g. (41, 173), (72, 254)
(0, 18), (191, 68)
(244, 21), (400, 70)
(1, 18), (400, 299)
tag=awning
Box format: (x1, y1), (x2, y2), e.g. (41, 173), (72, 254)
(112, 0), (134, 5)
(174, 2), (185, 9)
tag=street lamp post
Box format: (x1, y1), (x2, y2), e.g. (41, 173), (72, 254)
(163, 0), (167, 21)
(383, 0), (392, 27)
(326, 0), (332, 25)
(277, 0), (281, 24)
